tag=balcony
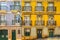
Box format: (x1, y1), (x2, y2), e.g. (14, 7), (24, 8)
(35, 20), (44, 28)
(35, 6), (44, 14)
(35, 20), (44, 26)
(0, 19), (22, 27)
(47, 6), (56, 14)
(0, 6), (7, 13)
(22, 6), (32, 14)
(47, 20), (56, 28)
(22, 20), (32, 27)
(12, 20), (22, 26)
(10, 5), (21, 11)
(0, 20), (6, 26)
(0, 6), (8, 10)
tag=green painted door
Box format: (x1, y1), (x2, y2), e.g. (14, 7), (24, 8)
(49, 29), (54, 37)
(12, 30), (16, 40)
(0, 30), (8, 40)
(37, 29), (42, 38)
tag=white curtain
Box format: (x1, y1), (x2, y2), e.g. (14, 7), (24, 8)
(31, 27), (37, 38)
(42, 27), (49, 37)
(54, 27), (60, 35)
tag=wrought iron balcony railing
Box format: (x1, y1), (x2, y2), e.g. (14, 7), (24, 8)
(12, 20), (22, 26)
(23, 20), (32, 26)
(0, 6), (8, 11)
(47, 6), (56, 12)
(47, 20), (56, 26)
(10, 5), (21, 10)
(35, 20), (44, 26)
(0, 20), (6, 25)
(35, 6), (44, 12)
(22, 6), (32, 12)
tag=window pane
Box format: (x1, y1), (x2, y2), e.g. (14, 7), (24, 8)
(14, 1), (20, 5)
(25, 2), (30, 6)
(48, 2), (54, 6)
(37, 2), (42, 6)
(1, 6), (7, 10)
(15, 5), (21, 10)
(24, 16), (30, 20)
(0, 2), (7, 10)
(0, 2), (7, 6)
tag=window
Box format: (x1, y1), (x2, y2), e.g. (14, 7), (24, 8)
(24, 15), (31, 26)
(37, 15), (42, 20)
(47, 2), (55, 11)
(7, 1), (14, 11)
(10, 1), (21, 10)
(24, 15), (30, 21)
(48, 2), (54, 6)
(0, 1), (21, 11)
(1, 15), (6, 21)
(25, 2), (30, 6)
(0, 2), (7, 10)
(18, 30), (20, 34)
(36, 2), (44, 11)
(48, 15), (54, 20)
(47, 15), (56, 25)
(15, 5), (21, 10)
(14, 1), (21, 10)
(0, 2), (7, 6)
(36, 15), (44, 25)
(14, 1), (20, 5)
(37, 2), (42, 6)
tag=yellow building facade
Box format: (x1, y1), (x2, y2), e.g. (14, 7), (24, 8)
(22, 0), (60, 40)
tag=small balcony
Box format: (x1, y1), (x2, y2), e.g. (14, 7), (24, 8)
(35, 6), (44, 12)
(22, 20), (32, 27)
(10, 5), (21, 11)
(35, 6), (44, 14)
(47, 6), (56, 14)
(0, 20), (6, 26)
(0, 6), (7, 12)
(35, 20), (44, 28)
(47, 20), (56, 28)
(12, 20), (22, 26)
(22, 6), (32, 14)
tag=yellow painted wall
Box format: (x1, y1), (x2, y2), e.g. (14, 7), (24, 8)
(22, 0), (60, 27)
